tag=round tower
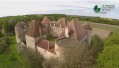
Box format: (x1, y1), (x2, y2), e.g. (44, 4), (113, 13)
(15, 22), (27, 43)
(83, 23), (92, 45)
(55, 37), (79, 62)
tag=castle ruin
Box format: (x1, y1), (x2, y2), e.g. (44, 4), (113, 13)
(15, 17), (92, 61)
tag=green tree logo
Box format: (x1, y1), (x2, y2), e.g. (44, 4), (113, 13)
(94, 5), (100, 13)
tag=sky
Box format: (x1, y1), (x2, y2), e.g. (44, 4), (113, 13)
(0, 0), (119, 19)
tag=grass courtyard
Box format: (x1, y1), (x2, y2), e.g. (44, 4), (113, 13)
(46, 35), (57, 42)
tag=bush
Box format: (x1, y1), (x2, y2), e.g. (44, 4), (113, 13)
(104, 29), (119, 46)
(46, 35), (57, 41)
(0, 31), (3, 37)
(0, 37), (9, 53)
(91, 35), (104, 56)
(96, 45), (119, 68)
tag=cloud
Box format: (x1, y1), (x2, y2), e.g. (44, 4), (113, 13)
(0, 0), (119, 19)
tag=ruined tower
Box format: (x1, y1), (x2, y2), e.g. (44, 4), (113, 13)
(55, 37), (79, 62)
(15, 22), (27, 44)
(83, 23), (92, 45)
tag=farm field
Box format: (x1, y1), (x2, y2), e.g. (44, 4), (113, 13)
(81, 21), (119, 38)
(88, 22), (119, 31)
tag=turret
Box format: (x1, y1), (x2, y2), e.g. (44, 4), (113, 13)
(83, 23), (92, 45)
(15, 22), (27, 43)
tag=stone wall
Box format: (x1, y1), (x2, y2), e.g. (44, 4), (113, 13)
(25, 35), (36, 50)
(37, 46), (57, 60)
(51, 27), (64, 37)
(55, 43), (64, 61)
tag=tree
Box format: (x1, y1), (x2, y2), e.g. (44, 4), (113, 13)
(90, 35), (104, 57)
(0, 31), (3, 37)
(2, 22), (8, 34)
(0, 36), (9, 53)
(20, 48), (44, 68)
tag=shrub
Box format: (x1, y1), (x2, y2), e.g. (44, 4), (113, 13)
(96, 45), (119, 68)
(104, 29), (119, 46)
(0, 37), (9, 53)
(91, 35), (104, 57)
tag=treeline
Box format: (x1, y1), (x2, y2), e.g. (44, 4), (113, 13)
(78, 16), (119, 26)
(0, 14), (119, 36)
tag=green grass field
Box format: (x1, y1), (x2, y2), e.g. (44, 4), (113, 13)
(0, 36), (29, 68)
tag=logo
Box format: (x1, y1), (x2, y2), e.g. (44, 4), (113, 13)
(94, 5), (100, 13)
(94, 5), (115, 13)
